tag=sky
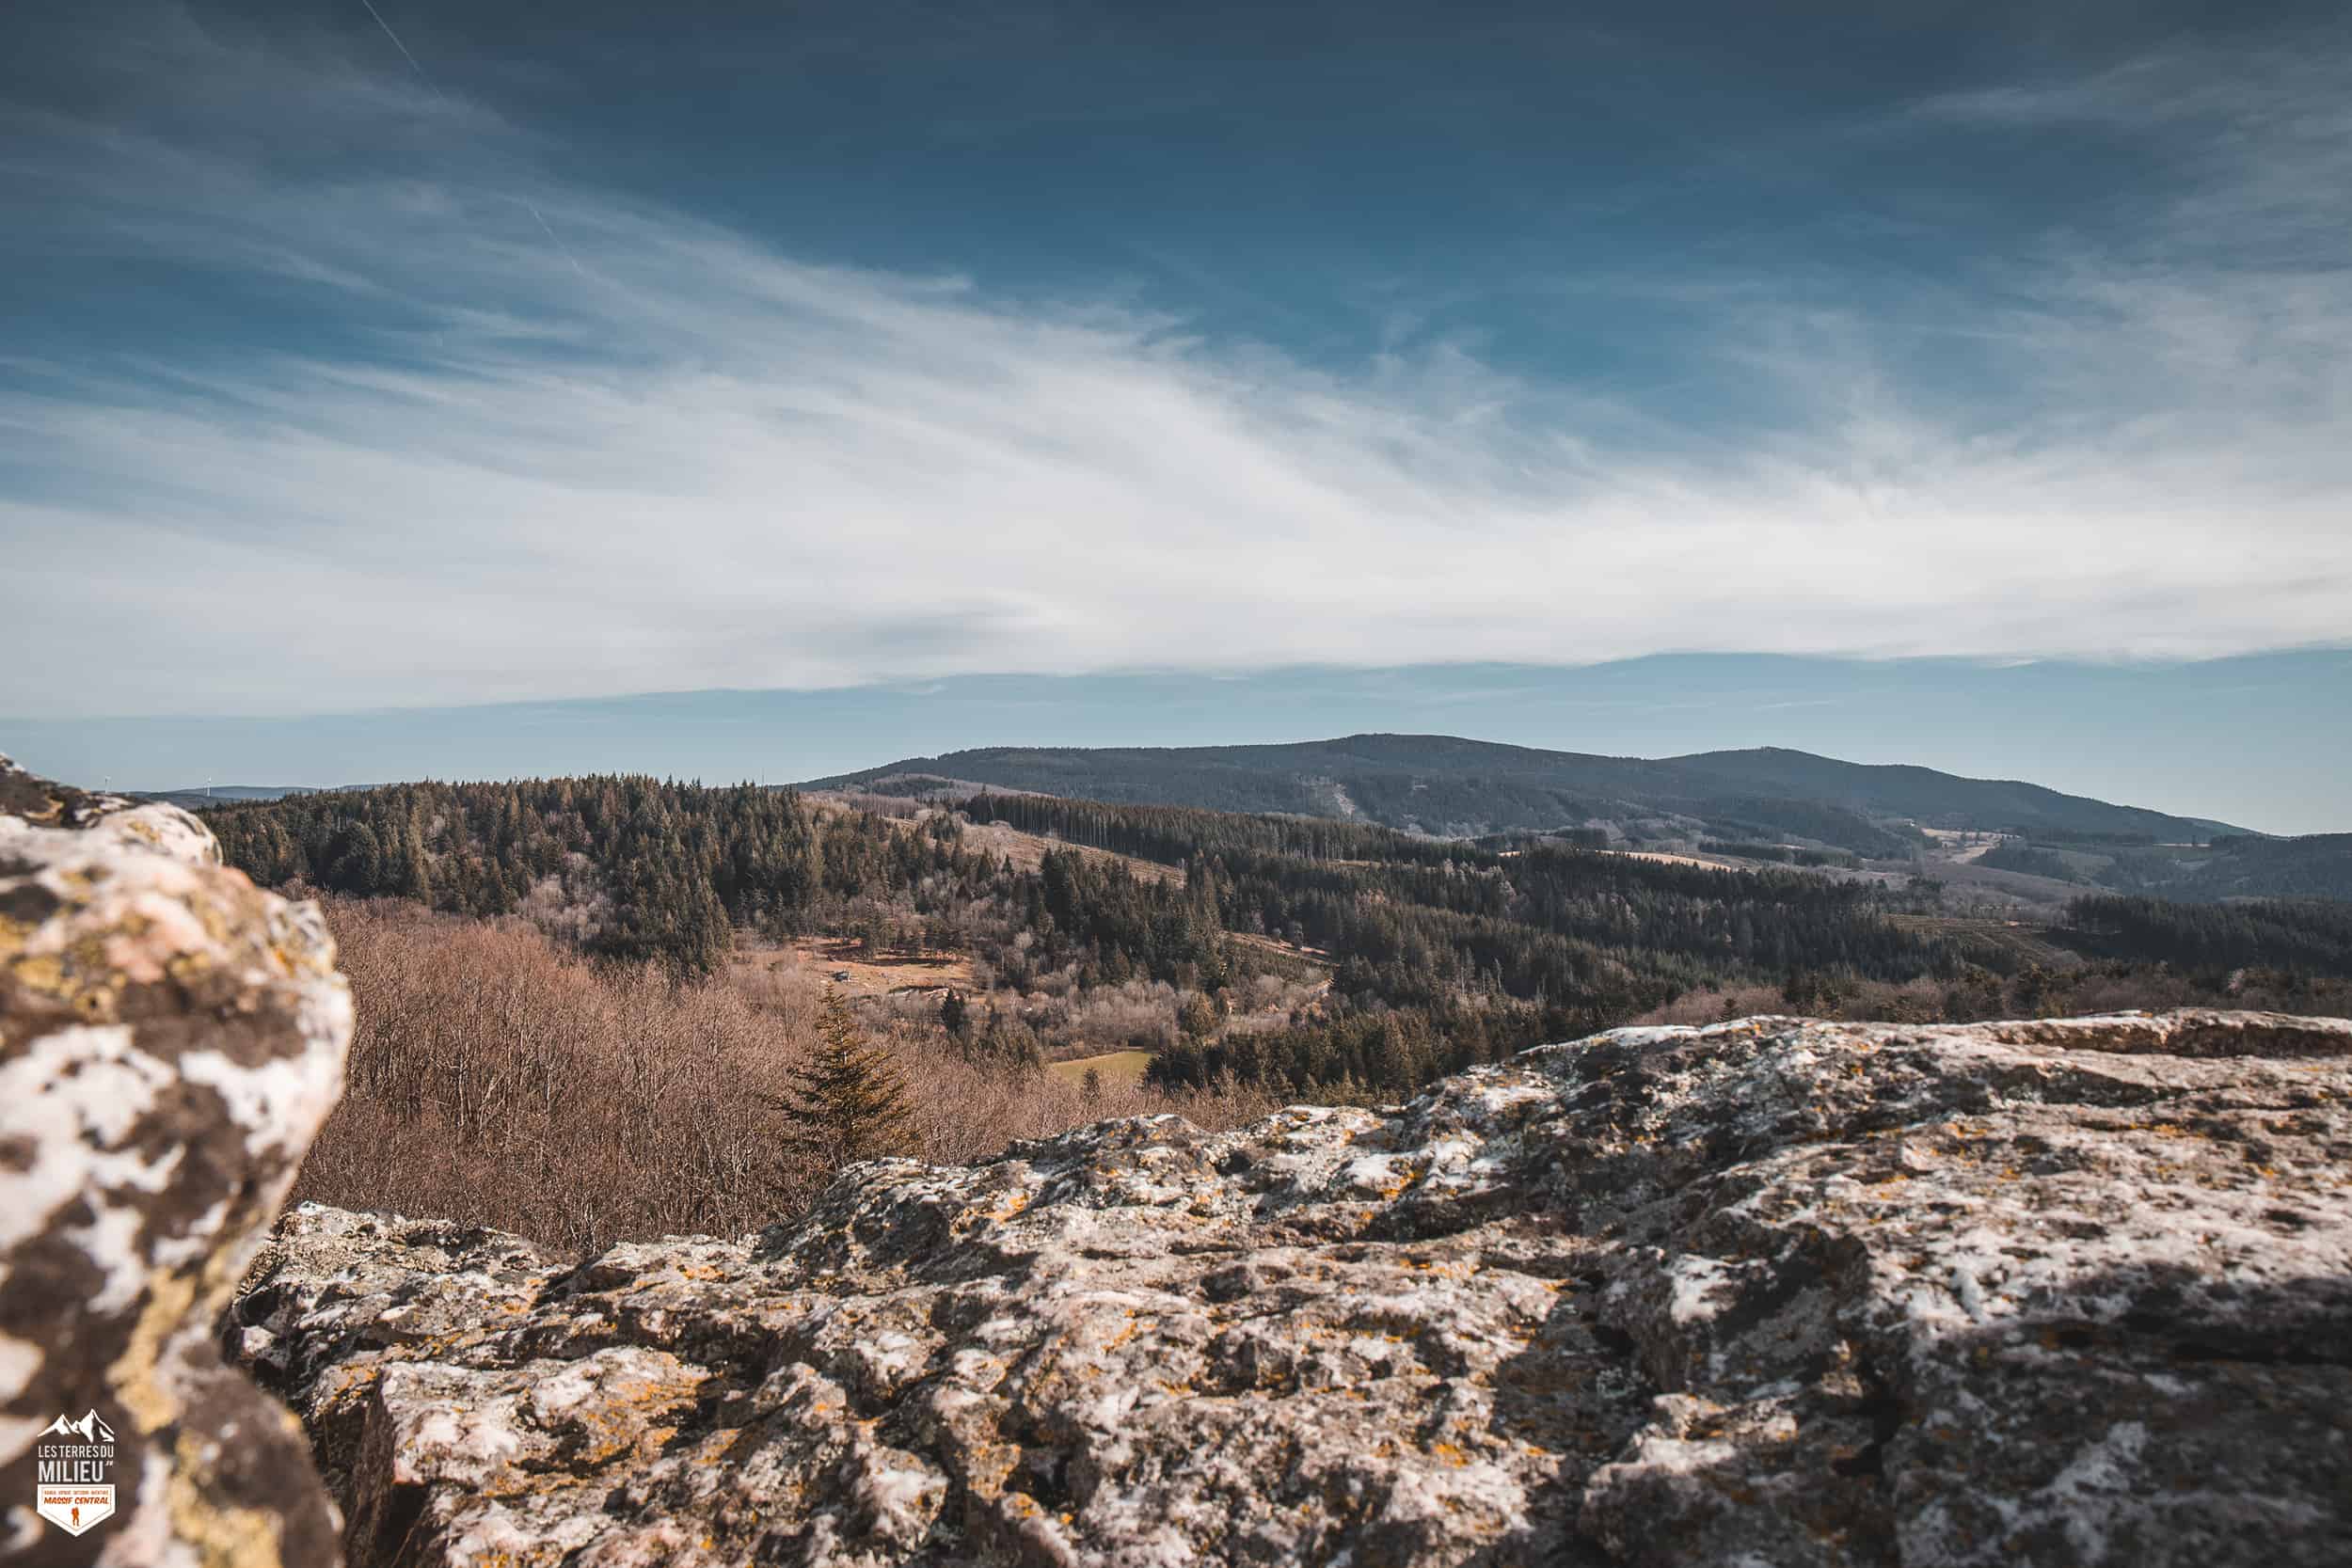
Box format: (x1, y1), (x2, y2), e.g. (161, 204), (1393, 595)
(8, 653), (2348, 835)
(3, 2), (2347, 825)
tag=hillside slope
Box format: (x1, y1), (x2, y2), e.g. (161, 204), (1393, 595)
(1981, 831), (2352, 903)
(1667, 746), (2241, 838)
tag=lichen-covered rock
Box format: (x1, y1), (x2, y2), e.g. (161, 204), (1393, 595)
(0, 758), (353, 1566)
(233, 1009), (2352, 1566)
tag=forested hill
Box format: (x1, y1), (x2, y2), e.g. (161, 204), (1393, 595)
(200, 777), (2351, 1101)
(806, 733), (2243, 845)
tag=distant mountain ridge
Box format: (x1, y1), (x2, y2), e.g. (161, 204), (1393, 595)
(806, 733), (2246, 846)
(132, 785), (345, 811)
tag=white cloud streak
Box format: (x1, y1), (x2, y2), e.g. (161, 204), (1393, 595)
(3, 12), (2349, 716)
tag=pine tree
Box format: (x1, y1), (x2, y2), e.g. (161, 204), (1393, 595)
(776, 990), (915, 1175)
(397, 821), (435, 905)
(1177, 992), (1219, 1041)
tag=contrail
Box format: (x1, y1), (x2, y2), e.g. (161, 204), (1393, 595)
(355, 0), (588, 278)
(521, 198), (588, 277)
(358, 0), (442, 100)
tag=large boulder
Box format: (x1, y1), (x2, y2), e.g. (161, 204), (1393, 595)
(231, 1008), (2352, 1566)
(0, 759), (352, 1566)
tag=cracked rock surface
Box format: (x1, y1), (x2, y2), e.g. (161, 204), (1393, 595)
(233, 1008), (2352, 1566)
(0, 758), (353, 1566)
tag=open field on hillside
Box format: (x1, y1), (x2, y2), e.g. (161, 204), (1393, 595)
(959, 818), (1186, 883)
(1921, 859), (2088, 911)
(1231, 930), (1335, 974)
(1046, 1050), (1156, 1091)
(1604, 848), (1736, 869)
(1888, 913), (2083, 969)
(803, 791), (1183, 884)
(1920, 826), (2010, 864)
(753, 938), (977, 995)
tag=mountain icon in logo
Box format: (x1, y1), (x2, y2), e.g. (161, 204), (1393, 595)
(40, 1411), (115, 1444)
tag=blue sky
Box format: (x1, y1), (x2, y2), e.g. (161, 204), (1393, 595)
(9, 654), (2348, 835)
(3, 2), (2347, 824)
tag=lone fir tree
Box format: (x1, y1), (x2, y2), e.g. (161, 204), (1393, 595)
(777, 990), (916, 1175)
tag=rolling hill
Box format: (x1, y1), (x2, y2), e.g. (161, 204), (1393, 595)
(806, 733), (2245, 848)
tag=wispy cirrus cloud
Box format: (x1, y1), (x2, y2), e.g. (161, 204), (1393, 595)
(1, 6), (2347, 718)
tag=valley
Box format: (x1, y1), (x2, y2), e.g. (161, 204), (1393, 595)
(188, 752), (2352, 1253)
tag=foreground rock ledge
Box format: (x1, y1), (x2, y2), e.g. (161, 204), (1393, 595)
(0, 758), (352, 1566)
(235, 1009), (2351, 1567)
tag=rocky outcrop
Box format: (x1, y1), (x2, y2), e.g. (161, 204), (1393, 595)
(232, 1008), (2352, 1566)
(0, 758), (352, 1565)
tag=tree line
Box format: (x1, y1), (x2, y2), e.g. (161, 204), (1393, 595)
(2066, 895), (2352, 976)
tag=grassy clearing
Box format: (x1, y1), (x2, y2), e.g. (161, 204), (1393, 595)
(1601, 848), (1735, 869)
(753, 938), (978, 995)
(1918, 826), (2011, 864)
(1887, 913), (2083, 969)
(958, 819), (1187, 884)
(1046, 1050), (1155, 1091)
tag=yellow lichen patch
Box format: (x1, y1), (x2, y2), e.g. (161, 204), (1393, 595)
(956, 1441), (1022, 1499)
(8, 950), (74, 1002)
(165, 948), (221, 988)
(166, 1436), (288, 1568)
(109, 1272), (198, 1433)
(186, 893), (240, 950)
(557, 1370), (707, 1467)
